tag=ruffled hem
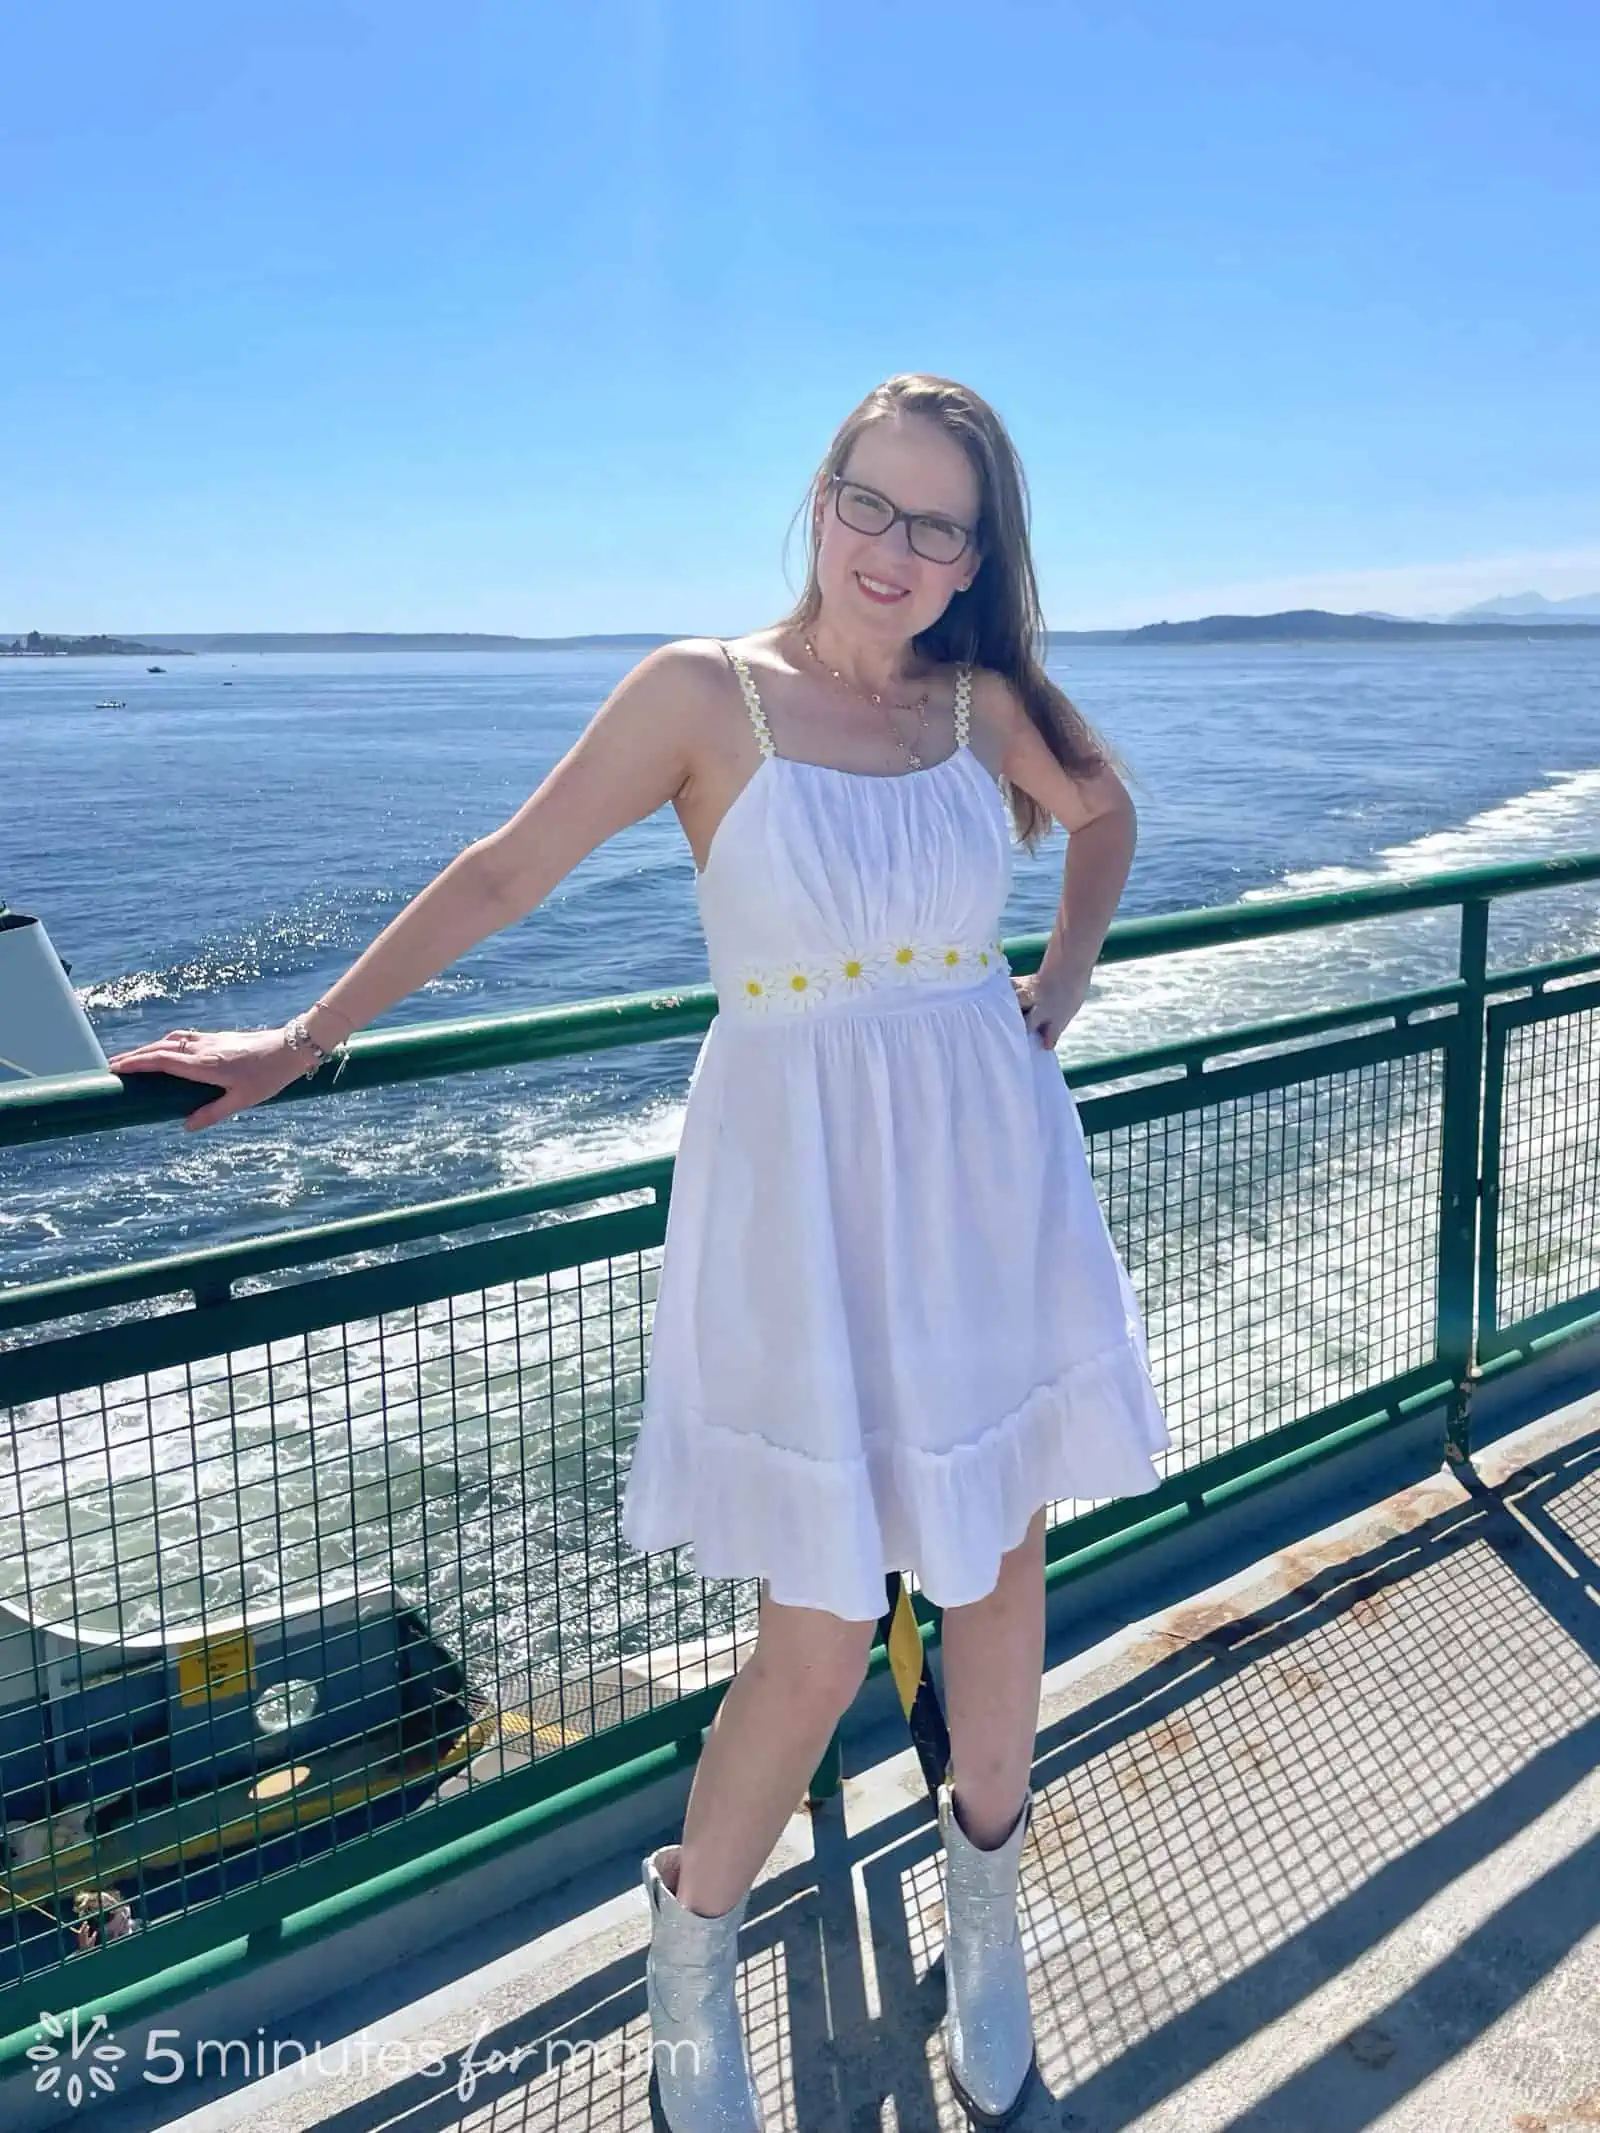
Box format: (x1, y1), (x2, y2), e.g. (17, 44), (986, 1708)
(620, 1337), (1171, 1622)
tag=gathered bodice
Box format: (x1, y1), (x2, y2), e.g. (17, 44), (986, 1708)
(694, 649), (1016, 1019)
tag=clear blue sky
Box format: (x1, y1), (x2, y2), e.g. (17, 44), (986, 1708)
(4, 1), (1596, 632)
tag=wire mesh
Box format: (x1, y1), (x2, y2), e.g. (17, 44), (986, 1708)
(0, 1235), (778, 1993)
(1089, 1048), (1443, 1483)
(1491, 992), (1600, 1333)
(0, 1018), (1462, 1999)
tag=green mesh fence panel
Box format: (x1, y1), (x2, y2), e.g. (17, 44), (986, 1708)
(1489, 989), (1600, 1335)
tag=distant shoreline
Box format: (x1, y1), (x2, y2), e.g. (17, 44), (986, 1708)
(6, 612), (1600, 655)
(3, 633), (191, 658)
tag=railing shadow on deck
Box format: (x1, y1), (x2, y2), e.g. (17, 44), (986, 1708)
(190, 1422), (1600, 2133)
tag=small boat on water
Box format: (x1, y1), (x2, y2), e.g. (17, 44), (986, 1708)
(94, 700), (126, 710)
(0, 1579), (495, 1981)
(146, 664), (165, 673)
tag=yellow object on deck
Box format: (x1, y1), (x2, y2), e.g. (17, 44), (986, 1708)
(879, 1571), (951, 1798)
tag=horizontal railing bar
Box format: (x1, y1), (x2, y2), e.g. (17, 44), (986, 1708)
(0, 1199), (668, 1408)
(0, 1014), (1452, 1384)
(1483, 972), (1600, 1036)
(0, 1155), (673, 1336)
(2, 1004), (1459, 1344)
(1076, 1013), (1449, 1135)
(1486, 946), (1600, 995)
(5, 847), (1597, 1149)
(1090, 850), (1600, 956)
(1034, 1362), (1453, 1558)
(1477, 1287), (1600, 1365)
(0, 991), (719, 1149)
(1041, 1375), (1457, 1595)
(1065, 978), (1465, 1089)
(0, 965), (1472, 1158)
(1476, 1301), (1600, 1382)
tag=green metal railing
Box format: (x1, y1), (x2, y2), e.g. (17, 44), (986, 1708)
(0, 849), (1597, 2048)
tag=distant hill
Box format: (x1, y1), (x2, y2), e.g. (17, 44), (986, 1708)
(1447, 591), (1600, 624)
(1047, 608), (1600, 645)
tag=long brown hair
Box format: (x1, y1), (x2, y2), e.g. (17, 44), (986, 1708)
(780, 373), (1128, 852)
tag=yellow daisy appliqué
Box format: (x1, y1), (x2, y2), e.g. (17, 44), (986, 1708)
(728, 936), (1008, 1014)
(836, 950), (884, 998)
(770, 961), (835, 1013)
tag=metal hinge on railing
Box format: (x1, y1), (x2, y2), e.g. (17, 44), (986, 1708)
(1446, 1373), (1478, 1467)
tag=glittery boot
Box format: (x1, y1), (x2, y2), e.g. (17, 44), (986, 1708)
(937, 1781), (1038, 2126)
(642, 1846), (766, 2133)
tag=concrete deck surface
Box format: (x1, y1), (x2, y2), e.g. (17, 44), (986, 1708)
(39, 1389), (1600, 2133)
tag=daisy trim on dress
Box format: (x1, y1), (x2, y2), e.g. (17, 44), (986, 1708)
(725, 650), (778, 759)
(729, 936), (1009, 1014)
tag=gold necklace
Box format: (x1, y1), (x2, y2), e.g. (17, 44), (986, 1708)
(800, 633), (932, 770)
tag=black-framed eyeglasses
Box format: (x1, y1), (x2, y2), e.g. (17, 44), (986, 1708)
(829, 473), (977, 567)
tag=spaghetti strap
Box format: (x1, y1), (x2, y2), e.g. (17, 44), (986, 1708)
(724, 644), (972, 765)
(720, 644), (778, 761)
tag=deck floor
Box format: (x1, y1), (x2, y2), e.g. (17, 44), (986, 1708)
(134, 1391), (1600, 2133)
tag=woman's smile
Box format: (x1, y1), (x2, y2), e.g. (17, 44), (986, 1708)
(853, 568), (911, 603)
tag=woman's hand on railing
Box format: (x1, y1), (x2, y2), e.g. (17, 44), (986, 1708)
(104, 1027), (314, 1131)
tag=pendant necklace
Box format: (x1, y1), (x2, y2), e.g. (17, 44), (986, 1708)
(800, 633), (932, 771)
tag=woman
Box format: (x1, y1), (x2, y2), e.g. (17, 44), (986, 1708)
(108, 374), (1169, 2131)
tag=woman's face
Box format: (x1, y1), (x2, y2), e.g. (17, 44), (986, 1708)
(814, 413), (982, 647)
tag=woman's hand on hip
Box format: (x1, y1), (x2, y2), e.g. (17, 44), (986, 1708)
(1011, 963), (1091, 1051)
(105, 1027), (316, 1131)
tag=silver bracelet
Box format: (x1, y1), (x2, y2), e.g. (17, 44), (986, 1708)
(282, 1014), (336, 1080)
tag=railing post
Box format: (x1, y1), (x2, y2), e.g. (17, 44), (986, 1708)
(1438, 895), (1490, 1467)
(807, 1725), (843, 1803)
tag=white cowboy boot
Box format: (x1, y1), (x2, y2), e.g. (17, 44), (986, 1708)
(642, 1847), (766, 2133)
(937, 1781), (1038, 2126)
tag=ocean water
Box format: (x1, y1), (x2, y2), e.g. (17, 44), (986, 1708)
(5, 640), (1599, 1288)
(2, 643), (1597, 1670)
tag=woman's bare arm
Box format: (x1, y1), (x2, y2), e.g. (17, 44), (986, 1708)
(309, 643), (702, 1044)
(107, 643), (705, 1125)
(974, 666), (1138, 1048)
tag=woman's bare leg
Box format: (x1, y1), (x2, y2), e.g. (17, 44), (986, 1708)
(939, 1507), (1047, 1845)
(660, 1581), (878, 1917)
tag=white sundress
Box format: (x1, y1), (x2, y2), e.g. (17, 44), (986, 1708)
(620, 646), (1171, 1621)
